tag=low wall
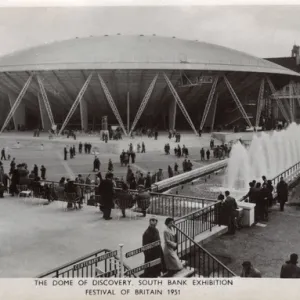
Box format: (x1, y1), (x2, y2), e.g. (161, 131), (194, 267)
(151, 160), (228, 193)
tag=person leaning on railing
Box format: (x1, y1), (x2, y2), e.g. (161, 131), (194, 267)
(114, 182), (135, 218)
(135, 185), (151, 217)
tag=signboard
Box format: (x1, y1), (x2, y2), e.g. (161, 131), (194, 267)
(125, 241), (161, 258)
(124, 258), (161, 276)
(96, 269), (118, 278)
(73, 250), (118, 270)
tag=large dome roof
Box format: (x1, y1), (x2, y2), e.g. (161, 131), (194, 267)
(0, 35), (298, 76)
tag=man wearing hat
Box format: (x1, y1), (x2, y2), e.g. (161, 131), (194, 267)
(240, 261), (261, 277)
(280, 253), (300, 278)
(142, 216), (165, 277)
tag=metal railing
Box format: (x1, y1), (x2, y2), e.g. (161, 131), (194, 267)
(175, 202), (222, 241)
(241, 161), (300, 202)
(174, 224), (236, 278)
(37, 248), (134, 278)
(39, 181), (216, 218)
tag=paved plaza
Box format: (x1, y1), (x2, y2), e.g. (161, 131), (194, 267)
(0, 131), (220, 182)
(0, 131), (220, 277)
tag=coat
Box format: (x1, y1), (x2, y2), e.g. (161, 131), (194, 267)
(98, 179), (114, 209)
(135, 191), (151, 210)
(163, 226), (183, 271)
(115, 190), (135, 209)
(277, 181), (288, 203)
(280, 262), (300, 278)
(142, 226), (165, 277)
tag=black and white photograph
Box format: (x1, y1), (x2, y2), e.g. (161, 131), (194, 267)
(0, 1), (300, 294)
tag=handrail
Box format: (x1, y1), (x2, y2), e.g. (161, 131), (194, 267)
(240, 161), (300, 202)
(174, 224), (237, 277)
(37, 248), (133, 278)
(175, 201), (220, 222)
(152, 192), (217, 203)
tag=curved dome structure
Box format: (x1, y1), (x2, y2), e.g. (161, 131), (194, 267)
(0, 35), (298, 76)
(0, 35), (298, 133)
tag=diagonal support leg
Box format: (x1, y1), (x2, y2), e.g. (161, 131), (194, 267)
(98, 74), (127, 136)
(255, 78), (265, 128)
(200, 76), (219, 130)
(292, 83), (300, 107)
(0, 74), (33, 134)
(266, 77), (290, 123)
(224, 75), (253, 128)
(289, 83), (295, 122)
(37, 75), (55, 127)
(210, 92), (218, 132)
(163, 73), (198, 135)
(58, 73), (93, 135)
(38, 93), (45, 129)
(129, 74), (158, 136)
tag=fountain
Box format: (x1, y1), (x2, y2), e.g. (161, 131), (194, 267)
(224, 123), (300, 196)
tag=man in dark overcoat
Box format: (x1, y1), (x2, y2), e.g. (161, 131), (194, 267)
(98, 172), (114, 220)
(142, 216), (165, 277)
(276, 177), (288, 211)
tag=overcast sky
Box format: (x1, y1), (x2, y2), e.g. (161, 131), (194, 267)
(0, 6), (299, 58)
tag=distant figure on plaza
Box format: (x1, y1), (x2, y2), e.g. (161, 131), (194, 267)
(240, 261), (261, 278)
(1, 148), (6, 160)
(64, 146), (68, 161)
(141, 142), (146, 153)
(163, 218), (183, 276)
(200, 148), (205, 161)
(168, 165), (173, 178)
(206, 149), (210, 160)
(40, 144), (44, 151)
(93, 156), (101, 172)
(280, 253), (300, 278)
(108, 159), (113, 172)
(276, 177), (288, 211)
(142, 216), (165, 278)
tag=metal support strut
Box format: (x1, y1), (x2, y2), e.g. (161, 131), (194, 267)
(98, 74), (127, 136)
(255, 78), (265, 128)
(289, 82), (295, 122)
(58, 73), (93, 135)
(37, 75), (55, 127)
(37, 93), (45, 129)
(0, 74), (33, 134)
(292, 83), (300, 107)
(266, 77), (290, 123)
(199, 76), (219, 130)
(163, 73), (198, 136)
(224, 75), (253, 128)
(129, 73), (158, 136)
(210, 93), (218, 132)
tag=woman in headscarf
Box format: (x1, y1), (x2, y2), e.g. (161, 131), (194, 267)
(163, 218), (183, 276)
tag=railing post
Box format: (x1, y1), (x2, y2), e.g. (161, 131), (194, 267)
(172, 196), (175, 218)
(119, 244), (124, 278)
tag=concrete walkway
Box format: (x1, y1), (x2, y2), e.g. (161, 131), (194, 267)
(0, 196), (166, 277)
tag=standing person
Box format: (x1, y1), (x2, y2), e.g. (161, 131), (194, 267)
(163, 218), (183, 276)
(223, 191), (238, 234)
(98, 172), (115, 220)
(40, 165), (46, 180)
(240, 261), (262, 278)
(115, 183), (134, 218)
(145, 172), (152, 190)
(33, 164), (39, 179)
(142, 216), (165, 278)
(168, 165), (173, 178)
(1, 148), (6, 160)
(141, 142), (146, 153)
(79, 142), (83, 154)
(200, 148), (205, 161)
(206, 149), (210, 160)
(64, 147), (68, 161)
(280, 253), (300, 278)
(276, 177), (288, 211)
